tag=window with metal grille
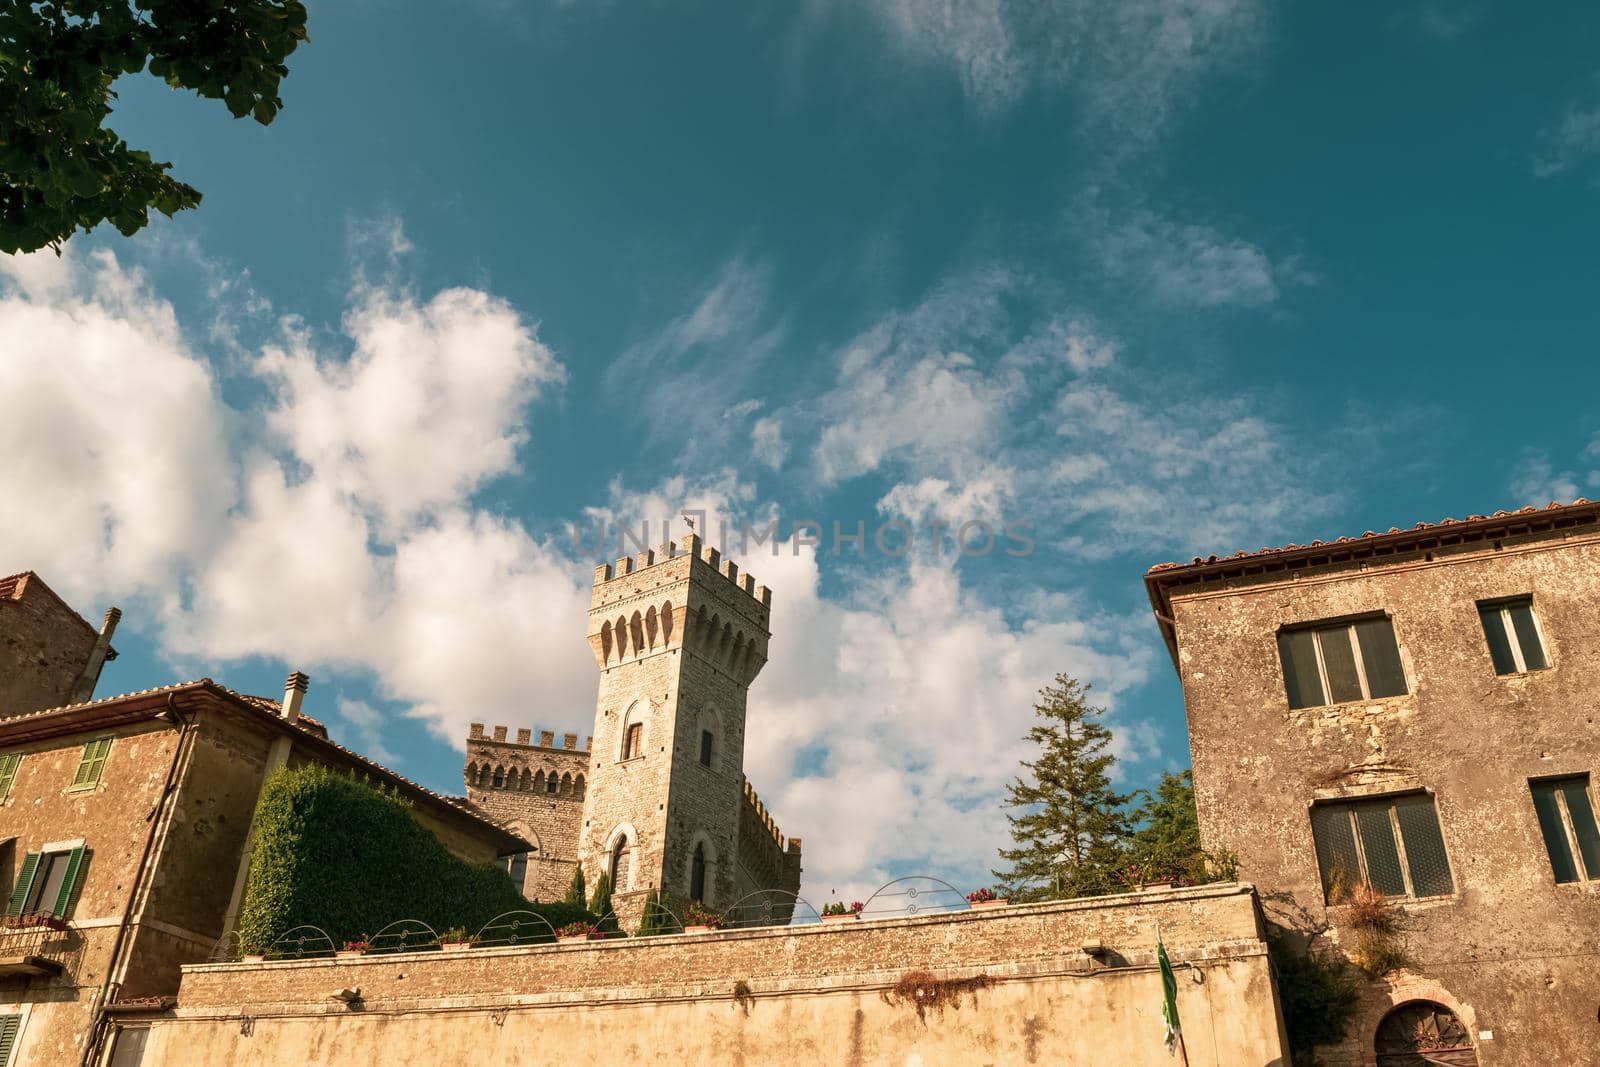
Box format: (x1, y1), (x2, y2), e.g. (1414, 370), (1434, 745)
(0, 1015), (20, 1067)
(623, 723), (644, 760)
(1530, 775), (1600, 884)
(1310, 793), (1453, 901)
(70, 737), (112, 791)
(0, 754), (18, 803)
(1478, 596), (1547, 675)
(1277, 616), (1407, 710)
(1374, 1002), (1476, 1067)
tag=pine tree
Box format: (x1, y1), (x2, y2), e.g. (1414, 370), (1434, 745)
(588, 870), (614, 929)
(993, 673), (1134, 901)
(564, 864), (586, 910)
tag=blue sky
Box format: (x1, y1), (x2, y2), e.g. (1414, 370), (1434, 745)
(4, 0), (1600, 900)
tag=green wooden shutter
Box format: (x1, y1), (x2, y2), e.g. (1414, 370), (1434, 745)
(72, 738), (111, 789)
(50, 846), (86, 919)
(5, 853), (40, 917)
(0, 754), (18, 801)
(0, 1015), (21, 1067)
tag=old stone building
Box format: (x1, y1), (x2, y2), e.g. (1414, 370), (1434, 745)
(1147, 499), (1600, 1066)
(464, 534), (802, 925)
(0, 572), (120, 718)
(0, 579), (526, 1067)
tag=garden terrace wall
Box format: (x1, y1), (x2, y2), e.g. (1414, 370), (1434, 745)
(139, 883), (1289, 1067)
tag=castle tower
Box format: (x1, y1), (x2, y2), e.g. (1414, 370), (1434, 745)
(577, 533), (775, 926)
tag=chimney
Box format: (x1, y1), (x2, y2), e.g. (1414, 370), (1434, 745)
(282, 671), (310, 723)
(67, 606), (123, 706)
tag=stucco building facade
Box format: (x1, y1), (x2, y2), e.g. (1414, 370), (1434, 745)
(1148, 499), (1600, 1066)
(463, 534), (802, 925)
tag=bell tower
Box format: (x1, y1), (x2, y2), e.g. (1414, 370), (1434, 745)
(576, 533), (772, 927)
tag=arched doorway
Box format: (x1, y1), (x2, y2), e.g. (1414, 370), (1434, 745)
(1375, 1001), (1478, 1066)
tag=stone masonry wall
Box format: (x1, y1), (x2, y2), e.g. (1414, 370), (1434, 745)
(1167, 525), (1600, 1067)
(142, 886), (1288, 1067)
(463, 724), (589, 898)
(0, 573), (99, 718)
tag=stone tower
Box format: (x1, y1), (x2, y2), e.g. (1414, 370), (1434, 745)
(577, 533), (773, 926)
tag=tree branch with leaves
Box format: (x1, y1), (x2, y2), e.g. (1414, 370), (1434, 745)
(1, 0), (309, 253)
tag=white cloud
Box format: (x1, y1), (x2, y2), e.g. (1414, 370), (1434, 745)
(258, 284), (562, 532)
(751, 415), (788, 469)
(0, 242), (592, 759)
(827, 0), (1270, 144)
(337, 697), (398, 764)
(1508, 439), (1600, 505)
(1086, 204), (1295, 308)
(0, 249), (236, 603)
(1534, 96), (1600, 178)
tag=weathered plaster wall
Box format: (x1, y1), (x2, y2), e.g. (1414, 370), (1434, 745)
(142, 886), (1289, 1067)
(1169, 529), (1600, 1066)
(0, 574), (98, 718)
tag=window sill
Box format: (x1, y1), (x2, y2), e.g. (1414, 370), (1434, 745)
(1288, 692), (1413, 716)
(63, 784), (102, 795)
(1490, 665), (1553, 679)
(616, 755), (646, 766)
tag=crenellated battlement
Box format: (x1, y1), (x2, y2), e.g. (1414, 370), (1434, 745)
(591, 533), (772, 610)
(740, 778), (797, 854)
(468, 722), (591, 754)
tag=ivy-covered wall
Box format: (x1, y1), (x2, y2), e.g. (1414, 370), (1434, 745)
(237, 764), (588, 948)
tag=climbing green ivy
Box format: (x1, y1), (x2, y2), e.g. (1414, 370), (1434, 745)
(237, 764), (590, 949)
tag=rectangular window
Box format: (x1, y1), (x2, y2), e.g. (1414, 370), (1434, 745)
(107, 1026), (149, 1067)
(699, 730), (714, 768)
(0, 754), (18, 802)
(1531, 776), (1600, 884)
(1278, 616), (1407, 709)
(4, 845), (87, 920)
(70, 737), (112, 791)
(1478, 597), (1547, 674)
(623, 723), (643, 760)
(0, 1015), (20, 1067)
(1310, 793), (1453, 901)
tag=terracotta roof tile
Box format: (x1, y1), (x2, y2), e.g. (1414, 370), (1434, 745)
(1145, 499), (1595, 575)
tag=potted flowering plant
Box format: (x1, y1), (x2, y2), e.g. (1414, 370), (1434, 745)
(966, 888), (1008, 909)
(337, 937), (369, 958)
(438, 927), (478, 951)
(241, 945), (267, 963)
(3, 913), (68, 932)
(556, 921), (596, 943)
(682, 902), (724, 933)
(821, 901), (864, 922)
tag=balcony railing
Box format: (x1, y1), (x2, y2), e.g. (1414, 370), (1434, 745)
(0, 919), (74, 978)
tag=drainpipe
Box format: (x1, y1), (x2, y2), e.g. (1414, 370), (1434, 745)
(80, 692), (195, 1067)
(218, 672), (308, 937)
(67, 607), (122, 706)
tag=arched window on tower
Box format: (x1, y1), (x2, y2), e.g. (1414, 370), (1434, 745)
(545, 769), (559, 794)
(699, 728), (714, 768)
(690, 843), (707, 903)
(492, 766), (505, 789)
(506, 851), (528, 892)
(623, 722), (644, 760)
(610, 835), (632, 890)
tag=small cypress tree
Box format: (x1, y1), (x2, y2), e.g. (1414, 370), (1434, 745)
(993, 673), (1134, 901)
(564, 865), (586, 909)
(637, 889), (665, 937)
(588, 870), (614, 928)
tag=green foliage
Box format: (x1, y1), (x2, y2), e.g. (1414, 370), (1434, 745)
(564, 864), (586, 909)
(587, 870), (616, 931)
(1, 0), (309, 253)
(993, 674), (1134, 900)
(1123, 770), (1240, 887)
(237, 764), (589, 949)
(1267, 928), (1359, 1064)
(636, 889), (668, 936)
